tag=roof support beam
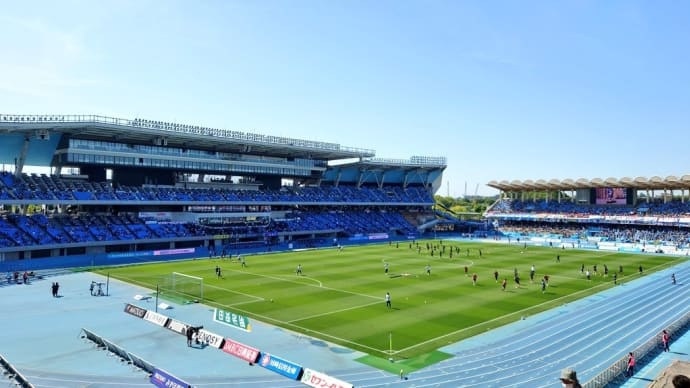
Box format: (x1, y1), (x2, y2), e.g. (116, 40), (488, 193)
(14, 134), (30, 176)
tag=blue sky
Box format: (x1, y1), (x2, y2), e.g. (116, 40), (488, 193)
(1, 1), (688, 196)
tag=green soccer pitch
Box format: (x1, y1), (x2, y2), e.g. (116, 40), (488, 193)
(94, 240), (685, 362)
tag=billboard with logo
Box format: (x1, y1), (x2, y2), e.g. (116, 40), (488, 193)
(300, 368), (353, 388)
(124, 303), (147, 318)
(258, 352), (302, 380)
(221, 338), (260, 363)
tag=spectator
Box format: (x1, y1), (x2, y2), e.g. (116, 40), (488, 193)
(662, 330), (670, 352)
(673, 374), (690, 388)
(186, 327), (193, 347)
(626, 352), (635, 377)
(559, 368), (582, 388)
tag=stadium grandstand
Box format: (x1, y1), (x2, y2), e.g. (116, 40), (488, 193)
(483, 176), (690, 386)
(485, 176), (690, 254)
(0, 114), (457, 269)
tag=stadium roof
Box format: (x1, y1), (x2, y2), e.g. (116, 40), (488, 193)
(335, 156), (447, 169)
(0, 114), (376, 160)
(487, 175), (690, 192)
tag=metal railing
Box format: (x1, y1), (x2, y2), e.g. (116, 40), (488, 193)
(364, 156), (447, 167)
(0, 114), (375, 156)
(584, 311), (690, 388)
(0, 353), (34, 388)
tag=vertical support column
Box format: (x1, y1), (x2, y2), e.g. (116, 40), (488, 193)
(14, 135), (31, 176)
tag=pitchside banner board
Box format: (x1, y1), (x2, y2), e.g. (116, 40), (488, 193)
(196, 329), (224, 349)
(258, 352), (302, 380)
(300, 368), (353, 388)
(221, 338), (260, 363)
(124, 303), (147, 318)
(144, 311), (170, 327)
(165, 319), (190, 336)
(213, 308), (252, 332)
(150, 368), (190, 388)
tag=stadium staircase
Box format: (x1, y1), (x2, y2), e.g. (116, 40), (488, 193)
(417, 218), (440, 232)
(436, 203), (468, 220)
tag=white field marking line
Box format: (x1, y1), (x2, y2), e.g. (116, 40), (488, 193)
(383, 255), (476, 269)
(114, 274), (389, 352)
(224, 267), (381, 301)
(390, 280), (617, 355)
(114, 274), (264, 301)
(205, 283), (265, 301)
(228, 299), (267, 307)
(207, 300), (388, 353)
(297, 275), (322, 287)
(287, 300), (383, 323)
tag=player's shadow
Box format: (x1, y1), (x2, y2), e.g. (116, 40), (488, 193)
(631, 377), (654, 382)
(189, 341), (208, 349)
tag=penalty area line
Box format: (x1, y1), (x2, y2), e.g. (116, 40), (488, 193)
(225, 268), (381, 301)
(287, 300), (382, 323)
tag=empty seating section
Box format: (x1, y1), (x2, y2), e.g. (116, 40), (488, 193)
(0, 210), (418, 248)
(0, 174), (427, 249)
(274, 210), (417, 235)
(0, 214), (201, 248)
(0, 218), (36, 246)
(8, 214), (56, 245)
(0, 174), (433, 203)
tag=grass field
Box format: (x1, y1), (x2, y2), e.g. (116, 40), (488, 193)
(94, 239), (685, 364)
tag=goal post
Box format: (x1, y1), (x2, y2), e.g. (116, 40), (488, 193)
(158, 272), (204, 302)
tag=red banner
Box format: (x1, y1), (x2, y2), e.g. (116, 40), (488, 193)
(221, 338), (260, 363)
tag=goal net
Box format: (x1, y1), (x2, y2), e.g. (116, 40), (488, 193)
(158, 272), (204, 303)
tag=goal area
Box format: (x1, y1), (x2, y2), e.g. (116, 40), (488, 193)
(158, 272), (203, 303)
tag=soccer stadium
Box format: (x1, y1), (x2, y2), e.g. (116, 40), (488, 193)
(1, 114), (690, 388)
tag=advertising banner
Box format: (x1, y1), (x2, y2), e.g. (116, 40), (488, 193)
(144, 311), (170, 327)
(138, 211), (172, 221)
(150, 368), (190, 388)
(213, 308), (252, 332)
(258, 352), (302, 380)
(197, 329), (225, 349)
(300, 368), (353, 388)
(108, 251), (153, 259)
(221, 338), (260, 363)
(153, 248), (195, 256)
(124, 303), (147, 318)
(165, 319), (190, 336)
